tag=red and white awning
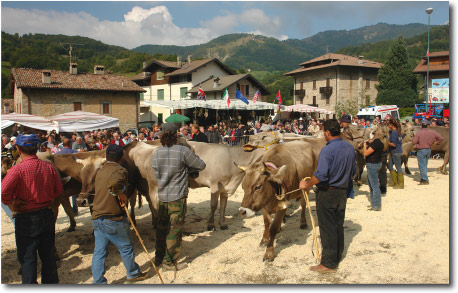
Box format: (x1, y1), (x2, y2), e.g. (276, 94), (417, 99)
(1, 113), (55, 130)
(282, 104), (334, 115)
(48, 111), (119, 132)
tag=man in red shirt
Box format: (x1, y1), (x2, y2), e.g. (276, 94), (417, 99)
(1, 134), (63, 284)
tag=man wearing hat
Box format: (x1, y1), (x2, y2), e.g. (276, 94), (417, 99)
(340, 114), (352, 130)
(152, 123), (206, 271)
(412, 119), (444, 185)
(90, 144), (149, 283)
(1, 134), (63, 283)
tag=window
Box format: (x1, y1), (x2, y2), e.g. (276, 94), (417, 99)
(366, 79), (370, 88)
(157, 71), (164, 80)
(246, 85), (249, 96)
(157, 89), (164, 101)
(365, 95), (370, 105)
(326, 96), (330, 104)
(73, 102), (82, 111)
(180, 87), (187, 98)
(101, 101), (111, 115)
(236, 83), (240, 90)
(158, 113), (163, 124)
(326, 78), (330, 87)
(300, 82), (304, 90)
(140, 93), (144, 101)
(313, 80), (316, 89)
(312, 96), (316, 105)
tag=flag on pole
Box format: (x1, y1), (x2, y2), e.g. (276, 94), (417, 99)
(252, 89), (260, 103)
(222, 88), (230, 107)
(198, 86), (206, 101)
(275, 90), (282, 108)
(236, 89), (249, 105)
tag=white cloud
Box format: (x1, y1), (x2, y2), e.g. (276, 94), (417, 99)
(1, 5), (288, 49)
(1, 6), (217, 48)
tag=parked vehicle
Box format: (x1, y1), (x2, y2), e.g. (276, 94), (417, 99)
(356, 105), (400, 122)
(412, 103), (446, 121)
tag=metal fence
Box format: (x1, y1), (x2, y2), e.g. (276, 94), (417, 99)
(221, 135), (250, 146)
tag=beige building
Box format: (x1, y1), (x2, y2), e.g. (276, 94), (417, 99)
(412, 51), (449, 102)
(10, 65), (145, 132)
(285, 53), (383, 116)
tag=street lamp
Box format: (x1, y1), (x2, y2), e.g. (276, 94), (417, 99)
(425, 7), (433, 103)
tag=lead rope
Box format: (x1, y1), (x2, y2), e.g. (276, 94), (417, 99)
(300, 177), (321, 263)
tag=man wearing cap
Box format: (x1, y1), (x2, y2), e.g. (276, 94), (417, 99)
(90, 144), (149, 283)
(412, 120), (444, 185)
(1, 134), (63, 284)
(340, 114), (352, 130)
(152, 123), (206, 271)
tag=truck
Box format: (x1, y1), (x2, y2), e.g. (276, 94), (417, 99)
(356, 105), (400, 122)
(412, 103), (448, 121)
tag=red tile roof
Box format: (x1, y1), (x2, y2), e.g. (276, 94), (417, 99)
(285, 53), (382, 76)
(11, 68), (146, 92)
(164, 58), (235, 77)
(412, 51), (450, 74)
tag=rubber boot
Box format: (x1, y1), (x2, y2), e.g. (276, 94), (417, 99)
(396, 173), (404, 189)
(380, 185), (387, 194)
(389, 170), (397, 187)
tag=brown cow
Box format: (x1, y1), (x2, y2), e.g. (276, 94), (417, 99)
(238, 140), (322, 261)
(402, 126), (449, 175)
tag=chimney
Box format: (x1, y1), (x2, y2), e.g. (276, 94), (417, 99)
(187, 54), (192, 64)
(177, 56), (182, 67)
(94, 65), (105, 75)
(42, 70), (51, 85)
(69, 62), (78, 75)
(213, 77), (220, 88)
(358, 56), (364, 64)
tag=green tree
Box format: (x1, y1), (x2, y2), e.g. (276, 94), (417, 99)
(375, 37), (418, 107)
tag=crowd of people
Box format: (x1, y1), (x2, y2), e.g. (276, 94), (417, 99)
(0, 112), (449, 283)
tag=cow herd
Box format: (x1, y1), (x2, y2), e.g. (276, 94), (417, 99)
(1, 125), (449, 262)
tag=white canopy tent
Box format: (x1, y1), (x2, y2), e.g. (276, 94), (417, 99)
(282, 104), (334, 115)
(142, 99), (282, 111)
(1, 113), (56, 131)
(48, 111), (119, 132)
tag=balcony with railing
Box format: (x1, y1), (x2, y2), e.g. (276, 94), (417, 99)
(319, 86), (332, 95)
(294, 89), (305, 96)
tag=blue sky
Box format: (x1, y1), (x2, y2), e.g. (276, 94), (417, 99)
(1, 1), (450, 49)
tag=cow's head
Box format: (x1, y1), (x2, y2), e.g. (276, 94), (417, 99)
(1, 155), (14, 180)
(75, 156), (106, 207)
(238, 161), (287, 217)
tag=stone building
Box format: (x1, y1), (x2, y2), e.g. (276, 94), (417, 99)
(10, 65), (145, 132)
(285, 53), (383, 117)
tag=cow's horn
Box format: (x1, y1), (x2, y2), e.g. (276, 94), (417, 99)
(234, 162), (247, 172)
(75, 158), (84, 164)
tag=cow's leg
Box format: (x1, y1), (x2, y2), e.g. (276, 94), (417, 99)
(441, 151), (449, 175)
(260, 208), (272, 246)
(263, 209), (287, 262)
(146, 190), (158, 229)
(61, 196), (76, 232)
(219, 193), (229, 230)
(402, 155), (411, 175)
(207, 191), (219, 231)
(299, 196), (308, 229)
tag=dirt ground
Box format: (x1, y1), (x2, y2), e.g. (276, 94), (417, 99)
(1, 158), (449, 284)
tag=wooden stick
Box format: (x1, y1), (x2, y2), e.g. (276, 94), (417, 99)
(301, 177), (321, 263)
(123, 205), (165, 284)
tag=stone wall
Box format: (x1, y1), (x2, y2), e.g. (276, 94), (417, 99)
(17, 89), (139, 132)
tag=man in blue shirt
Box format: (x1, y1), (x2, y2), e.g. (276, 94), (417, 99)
(300, 119), (356, 273)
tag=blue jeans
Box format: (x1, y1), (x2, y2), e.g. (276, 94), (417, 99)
(2, 202), (14, 225)
(388, 152), (403, 174)
(366, 162), (382, 209)
(91, 217), (141, 284)
(417, 148), (431, 181)
(15, 208), (58, 284)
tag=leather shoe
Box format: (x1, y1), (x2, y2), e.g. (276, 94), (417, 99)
(309, 264), (336, 273)
(126, 271), (150, 283)
(368, 207), (381, 211)
(419, 180), (429, 185)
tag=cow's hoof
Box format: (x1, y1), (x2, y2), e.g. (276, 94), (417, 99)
(357, 181), (362, 186)
(263, 247), (274, 262)
(207, 225), (216, 231)
(66, 226), (76, 232)
(220, 225), (228, 230)
(259, 239), (269, 247)
(300, 224), (308, 230)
